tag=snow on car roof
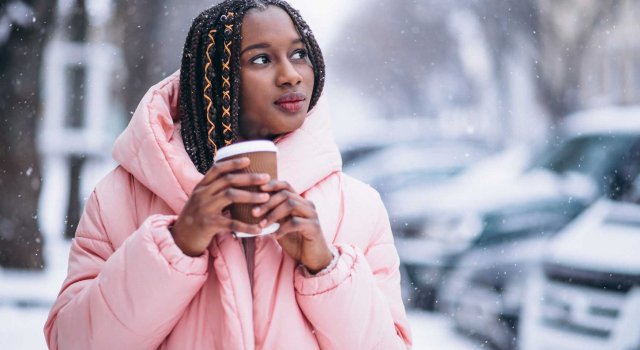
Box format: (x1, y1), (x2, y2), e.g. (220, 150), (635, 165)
(561, 106), (640, 136)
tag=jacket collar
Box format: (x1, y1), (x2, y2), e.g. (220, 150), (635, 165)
(112, 70), (342, 214)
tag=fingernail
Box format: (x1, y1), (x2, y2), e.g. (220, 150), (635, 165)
(260, 193), (269, 200)
(260, 219), (267, 227)
(253, 207), (261, 215)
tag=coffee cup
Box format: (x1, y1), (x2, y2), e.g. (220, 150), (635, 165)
(213, 140), (279, 238)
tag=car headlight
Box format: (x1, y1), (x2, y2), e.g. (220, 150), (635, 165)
(422, 213), (483, 242)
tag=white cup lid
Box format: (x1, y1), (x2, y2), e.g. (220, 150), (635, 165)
(214, 140), (278, 162)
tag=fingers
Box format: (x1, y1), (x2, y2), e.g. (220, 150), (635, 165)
(204, 216), (262, 235)
(253, 180), (315, 218)
(258, 196), (317, 229)
(272, 217), (320, 240)
(260, 179), (295, 193)
(251, 190), (295, 218)
(205, 188), (270, 211)
(202, 173), (271, 197)
(199, 157), (251, 188)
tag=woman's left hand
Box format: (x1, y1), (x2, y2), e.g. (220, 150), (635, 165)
(252, 180), (333, 273)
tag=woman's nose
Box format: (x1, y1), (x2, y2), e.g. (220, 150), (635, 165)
(276, 60), (303, 86)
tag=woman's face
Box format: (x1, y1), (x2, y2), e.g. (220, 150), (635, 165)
(237, 6), (315, 141)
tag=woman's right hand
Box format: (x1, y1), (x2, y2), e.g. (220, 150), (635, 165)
(170, 157), (271, 257)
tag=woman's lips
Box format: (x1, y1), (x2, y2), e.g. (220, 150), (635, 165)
(274, 100), (305, 113)
(274, 92), (306, 113)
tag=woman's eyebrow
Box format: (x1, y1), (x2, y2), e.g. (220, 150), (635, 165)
(240, 38), (303, 57)
(241, 43), (270, 56)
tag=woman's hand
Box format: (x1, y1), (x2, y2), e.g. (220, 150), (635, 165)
(253, 180), (333, 273)
(171, 158), (271, 257)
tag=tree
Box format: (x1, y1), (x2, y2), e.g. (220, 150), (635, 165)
(112, 0), (210, 117)
(0, 0), (55, 269)
(472, 0), (626, 120)
(331, 0), (475, 119)
(534, 0), (624, 119)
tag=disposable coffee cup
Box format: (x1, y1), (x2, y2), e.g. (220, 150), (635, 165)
(213, 140), (279, 238)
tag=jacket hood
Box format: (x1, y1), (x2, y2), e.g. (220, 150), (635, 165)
(112, 70), (342, 214)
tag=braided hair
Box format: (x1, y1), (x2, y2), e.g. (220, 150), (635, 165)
(179, 0), (326, 174)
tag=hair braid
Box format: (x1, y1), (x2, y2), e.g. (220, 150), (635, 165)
(229, 7), (248, 144)
(191, 20), (212, 173)
(179, 20), (198, 161)
(203, 7), (228, 155)
(219, 11), (236, 147)
(220, 1), (247, 148)
(203, 26), (219, 156)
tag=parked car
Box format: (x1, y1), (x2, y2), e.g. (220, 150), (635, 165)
(439, 200), (585, 349)
(436, 107), (640, 349)
(340, 143), (386, 166)
(389, 145), (534, 310)
(518, 174), (640, 350)
(343, 139), (496, 200)
(396, 107), (640, 314)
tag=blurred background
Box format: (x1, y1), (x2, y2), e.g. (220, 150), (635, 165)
(2, 0), (640, 349)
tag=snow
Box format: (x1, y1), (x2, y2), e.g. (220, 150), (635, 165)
(0, 306), (51, 349)
(407, 310), (489, 349)
(0, 1), (35, 46)
(547, 199), (640, 274)
(6, 1), (34, 27)
(561, 106), (640, 135)
(0, 239), (70, 307)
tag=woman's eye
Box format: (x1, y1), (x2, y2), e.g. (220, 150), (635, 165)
(292, 50), (307, 60)
(251, 56), (270, 65)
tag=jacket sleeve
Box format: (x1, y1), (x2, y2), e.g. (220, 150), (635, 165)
(44, 191), (209, 350)
(293, 198), (413, 350)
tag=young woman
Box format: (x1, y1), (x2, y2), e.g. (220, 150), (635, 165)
(44, 1), (412, 349)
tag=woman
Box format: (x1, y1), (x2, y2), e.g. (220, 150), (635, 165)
(44, 1), (412, 349)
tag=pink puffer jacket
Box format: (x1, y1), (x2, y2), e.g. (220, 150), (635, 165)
(44, 71), (413, 350)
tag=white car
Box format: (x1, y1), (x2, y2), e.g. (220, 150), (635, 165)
(519, 180), (640, 350)
(343, 139), (496, 200)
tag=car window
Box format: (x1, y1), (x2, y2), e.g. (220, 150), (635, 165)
(534, 135), (640, 198)
(535, 135), (636, 177)
(474, 201), (586, 246)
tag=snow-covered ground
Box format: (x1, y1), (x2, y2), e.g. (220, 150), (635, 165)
(407, 310), (484, 349)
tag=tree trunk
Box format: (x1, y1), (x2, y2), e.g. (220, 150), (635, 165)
(114, 0), (166, 117)
(0, 0), (55, 269)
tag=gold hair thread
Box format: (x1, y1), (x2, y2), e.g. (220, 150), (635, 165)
(204, 29), (217, 156)
(221, 12), (234, 146)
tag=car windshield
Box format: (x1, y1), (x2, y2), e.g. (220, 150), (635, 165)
(618, 175), (640, 204)
(534, 134), (638, 179)
(343, 140), (492, 193)
(375, 167), (465, 194)
(474, 201), (586, 246)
